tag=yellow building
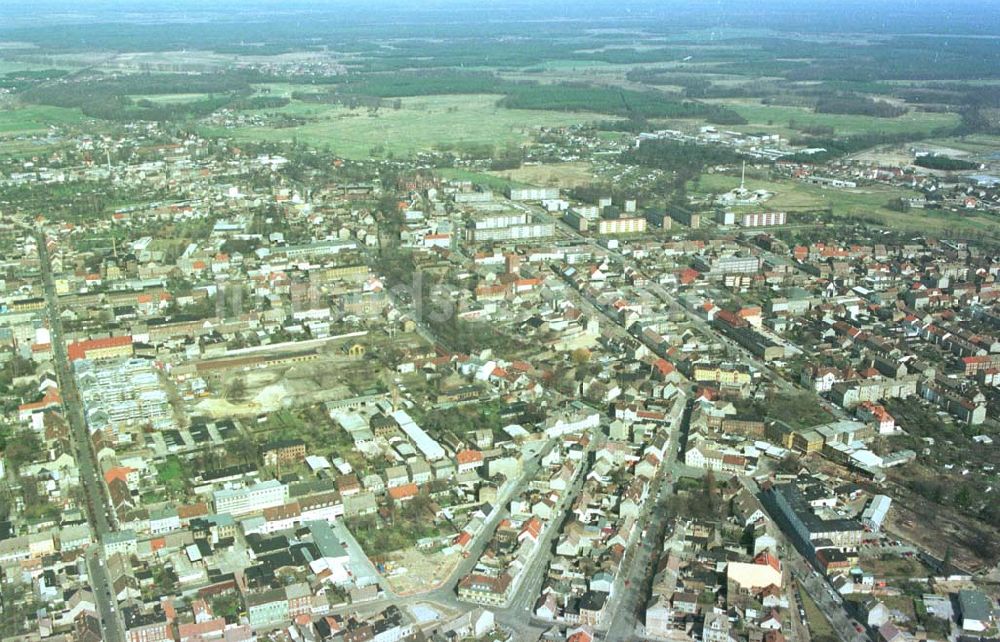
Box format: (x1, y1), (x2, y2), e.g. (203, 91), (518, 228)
(597, 217), (646, 235)
(791, 430), (824, 454)
(693, 363), (753, 386)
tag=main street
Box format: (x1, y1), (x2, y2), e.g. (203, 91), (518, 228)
(532, 205), (796, 394)
(741, 477), (866, 642)
(36, 230), (126, 642)
(500, 434), (596, 616)
(601, 397), (686, 642)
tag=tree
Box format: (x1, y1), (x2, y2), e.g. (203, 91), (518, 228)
(225, 377), (247, 401)
(5, 431), (41, 469)
(570, 348), (592, 366)
(775, 453), (801, 475)
(741, 526), (755, 554)
(210, 592), (242, 621)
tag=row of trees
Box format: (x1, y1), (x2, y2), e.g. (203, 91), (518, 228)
(815, 95), (908, 118)
(913, 154), (979, 171)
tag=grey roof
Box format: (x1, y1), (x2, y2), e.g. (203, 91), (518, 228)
(958, 589), (993, 622)
(307, 521), (348, 560)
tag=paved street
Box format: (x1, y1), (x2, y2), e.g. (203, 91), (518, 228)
(323, 439), (562, 641)
(602, 398), (686, 642)
(502, 437), (595, 615)
(36, 230), (126, 642)
(746, 476), (868, 642)
(791, 560), (867, 642)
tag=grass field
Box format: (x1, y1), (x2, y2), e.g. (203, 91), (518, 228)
(923, 134), (1000, 155)
(706, 98), (960, 137)
(0, 61), (68, 74)
(0, 105), (90, 134)
(486, 161), (598, 188)
(130, 93), (213, 104)
(690, 171), (1000, 236)
(690, 171), (913, 212)
(0, 137), (59, 156)
(198, 94), (617, 159)
(761, 391), (832, 430)
(799, 587), (838, 642)
(865, 556), (930, 579)
(156, 456), (189, 495)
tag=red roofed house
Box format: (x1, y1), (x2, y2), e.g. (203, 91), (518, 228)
(518, 517), (542, 545)
(104, 466), (139, 488)
(388, 483), (419, 502)
(454, 531), (473, 549)
(856, 401), (895, 435)
(650, 358), (675, 379)
(455, 449), (484, 474)
(962, 355), (1000, 376)
(67, 335), (133, 362)
(754, 551), (782, 573)
(18, 388), (62, 422)
(678, 268), (700, 285)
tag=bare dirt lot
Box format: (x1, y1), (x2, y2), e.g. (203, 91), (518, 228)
(384, 548), (463, 596)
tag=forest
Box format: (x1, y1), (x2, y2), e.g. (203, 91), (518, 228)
(619, 140), (747, 187)
(498, 83), (747, 124)
(814, 95), (908, 118)
(913, 155), (979, 171)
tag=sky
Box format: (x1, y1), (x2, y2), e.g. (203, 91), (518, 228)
(0, 1), (998, 36)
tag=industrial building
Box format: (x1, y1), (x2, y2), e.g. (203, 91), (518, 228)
(860, 495), (891, 532)
(391, 409), (446, 461)
(763, 478), (866, 555)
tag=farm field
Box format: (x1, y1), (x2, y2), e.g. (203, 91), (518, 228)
(197, 94), (617, 159)
(707, 98), (960, 137)
(0, 104), (90, 134)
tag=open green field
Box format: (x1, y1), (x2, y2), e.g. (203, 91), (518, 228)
(487, 161), (599, 188)
(0, 60), (68, 74)
(707, 98), (960, 137)
(198, 93), (617, 159)
(130, 93), (214, 104)
(690, 171), (999, 236)
(691, 171), (914, 211)
(799, 587), (838, 642)
(865, 556), (931, 579)
(0, 105), (89, 134)
(923, 134), (1000, 155)
(0, 137), (60, 156)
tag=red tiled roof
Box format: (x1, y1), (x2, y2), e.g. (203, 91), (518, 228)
(456, 449), (484, 465)
(754, 551), (781, 572)
(67, 335), (133, 361)
(177, 502), (209, 520)
(520, 517), (542, 540)
(103, 467), (135, 485)
(388, 483), (419, 500)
